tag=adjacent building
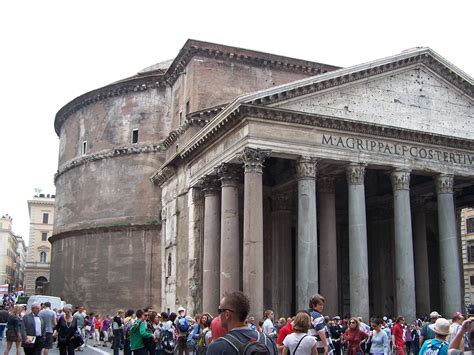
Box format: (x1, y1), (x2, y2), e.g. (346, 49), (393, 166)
(462, 208), (474, 305)
(24, 194), (55, 295)
(15, 236), (27, 291)
(51, 39), (473, 318)
(0, 215), (19, 288)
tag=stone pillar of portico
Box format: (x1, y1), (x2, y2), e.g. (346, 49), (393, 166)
(239, 148), (271, 318)
(296, 157), (318, 311)
(271, 191), (293, 318)
(318, 176), (338, 317)
(391, 169), (416, 322)
(412, 196), (431, 316)
(346, 163), (369, 321)
(217, 163), (240, 296)
(436, 174), (462, 315)
(201, 176), (221, 314)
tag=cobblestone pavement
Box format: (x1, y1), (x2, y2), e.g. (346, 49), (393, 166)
(0, 338), (114, 355)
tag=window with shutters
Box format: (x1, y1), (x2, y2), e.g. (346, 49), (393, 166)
(467, 218), (474, 234)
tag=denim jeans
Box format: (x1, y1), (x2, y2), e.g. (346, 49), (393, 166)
(113, 331), (122, 355)
(0, 323), (6, 340)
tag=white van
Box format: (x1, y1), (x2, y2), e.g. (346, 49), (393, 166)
(27, 295), (63, 311)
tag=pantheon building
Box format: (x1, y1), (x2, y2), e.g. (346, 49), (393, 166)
(50, 40), (473, 321)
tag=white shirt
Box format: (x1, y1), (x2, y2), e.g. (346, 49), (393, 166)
(33, 314), (42, 336)
(283, 332), (317, 355)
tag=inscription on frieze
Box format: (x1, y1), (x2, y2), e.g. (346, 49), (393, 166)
(321, 134), (474, 166)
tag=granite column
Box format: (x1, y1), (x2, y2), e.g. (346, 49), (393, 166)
(239, 148), (271, 318)
(412, 196), (431, 316)
(436, 174), (462, 315)
(391, 169), (416, 322)
(296, 157), (318, 311)
(318, 176), (338, 317)
(217, 163), (241, 296)
(201, 176), (221, 314)
(346, 163), (369, 321)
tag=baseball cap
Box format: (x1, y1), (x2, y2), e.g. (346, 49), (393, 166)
(430, 311), (441, 319)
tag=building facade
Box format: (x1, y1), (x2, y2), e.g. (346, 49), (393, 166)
(0, 215), (19, 288)
(51, 40), (473, 318)
(15, 236), (27, 291)
(462, 208), (474, 305)
(24, 194), (55, 295)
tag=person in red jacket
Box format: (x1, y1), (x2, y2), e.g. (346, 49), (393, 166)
(344, 318), (368, 355)
(276, 317), (294, 352)
(392, 317), (406, 355)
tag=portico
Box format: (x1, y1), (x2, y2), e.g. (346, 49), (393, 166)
(155, 47), (473, 320)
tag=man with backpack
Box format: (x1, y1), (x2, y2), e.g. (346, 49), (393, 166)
(207, 291), (277, 354)
(175, 307), (190, 354)
(419, 318), (450, 355)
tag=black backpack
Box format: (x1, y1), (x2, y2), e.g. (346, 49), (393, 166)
(221, 331), (276, 354)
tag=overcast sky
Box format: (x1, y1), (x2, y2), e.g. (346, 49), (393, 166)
(1, 0), (472, 243)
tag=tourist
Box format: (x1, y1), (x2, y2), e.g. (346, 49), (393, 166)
(123, 310), (135, 355)
(282, 311), (317, 355)
(308, 293), (334, 354)
(419, 318), (449, 355)
(20, 302), (45, 355)
(263, 310), (276, 339)
(130, 309), (155, 355)
(448, 317), (473, 353)
(39, 301), (57, 355)
(392, 317), (405, 355)
(3, 305), (22, 355)
(101, 314), (111, 347)
(72, 307), (86, 351)
(143, 311), (157, 355)
(112, 310), (124, 355)
(329, 316), (346, 355)
(368, 318), (389, 355)
(206, 291), (277, 354)
(447, 312), (464, 346)
(54, 304), (78, 355)
(277, 316), (294, 353)
(175, 307), (190, 355)
(419, 311), (441, 347)
(344, 317), (368, 355)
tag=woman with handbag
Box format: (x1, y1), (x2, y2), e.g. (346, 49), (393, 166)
(54, 304), (78, 355)
(3, 305), (22, 355)
(282, 312), (318, 355)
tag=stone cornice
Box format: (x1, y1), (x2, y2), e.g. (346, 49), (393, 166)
(55, 74), (166, 135)
(54, 39), (338, 136)
(180, 104), (473, 163)
(55, 143), (164, 183)
(247, 52), (473, 107)
(150, 166), (176, 187)
(49, 222), (161, 243)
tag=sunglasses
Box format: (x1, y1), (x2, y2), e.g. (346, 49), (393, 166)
(217, 308), (234, 314)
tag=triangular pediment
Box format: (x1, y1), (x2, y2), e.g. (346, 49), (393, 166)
(272, 66), (473, 139)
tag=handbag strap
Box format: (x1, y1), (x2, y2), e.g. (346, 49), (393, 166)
(292, 334), (308, 355)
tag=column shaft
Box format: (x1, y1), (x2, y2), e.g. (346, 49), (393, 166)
(436, 174), (462, 315)
(296, 157), (318, 311)
(346, 164), (369, 321)
(318, 177), (338, 317)
(271, 192), (292, 318)
(391, 170), (416, 322)
(217, 163), (240, 296)
(412, 204), (430, 315)
(201, 177), (220, 314)
(239, 148), (270, 318)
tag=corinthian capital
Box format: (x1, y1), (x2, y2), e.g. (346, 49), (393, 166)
(238, 148), (271, 174)
(296, 157), (317, 179)
(216, 163), (241, 187)
(199, 175), (220, 196)
(391, 169), (411, 191)
(346, 163), (366, 185)
(435, 174), (454, 194)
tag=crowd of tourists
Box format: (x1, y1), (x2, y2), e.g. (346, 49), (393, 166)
(1, 293), (474, 355)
